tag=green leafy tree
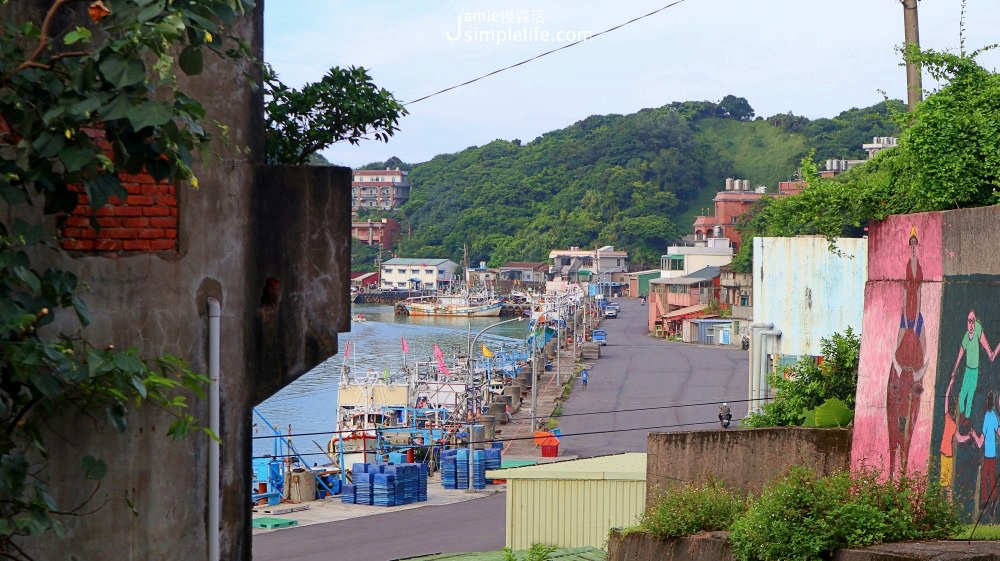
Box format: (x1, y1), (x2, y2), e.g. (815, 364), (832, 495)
(733, 48), (998, 274)
(0, 0), (252, 553)
(263, 64), (407, 165)
(743, 329), (861, 428)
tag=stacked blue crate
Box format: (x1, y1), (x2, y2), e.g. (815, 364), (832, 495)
(372, 473), (397, 506)
(455, 448), (470, 490)
(399, 464), (418, 504)
(354, 471), (374, 505)
(473, 449), (487, 490)
(417, 462), (429, 501)
(340, 483), (356, 504)
(440, 449), (457, 489)
(484, 448), (502, 484)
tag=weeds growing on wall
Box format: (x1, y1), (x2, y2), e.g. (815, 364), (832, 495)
(728, 466), (959, 561)
(638, 479), (746, 539)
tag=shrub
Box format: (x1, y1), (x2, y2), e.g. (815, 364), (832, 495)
(639, 480), (746, 539)
(728, 466), (959, 561)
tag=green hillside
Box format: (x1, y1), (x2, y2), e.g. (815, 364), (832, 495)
(359, 98), (902, 270)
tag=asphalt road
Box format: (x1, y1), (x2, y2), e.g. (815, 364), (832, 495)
(253, 298), (749, 560)
(559, 298), (750, 457)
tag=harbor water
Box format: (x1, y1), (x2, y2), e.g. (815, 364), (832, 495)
(252, 303), (530, 464)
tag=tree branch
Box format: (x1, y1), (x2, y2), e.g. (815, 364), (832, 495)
(0, 0), (85, 84)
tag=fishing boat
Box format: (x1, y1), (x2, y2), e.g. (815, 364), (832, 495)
(351, 313), (368, 322)
(402, 294), (503, 317)
(327, 361), (471, 470)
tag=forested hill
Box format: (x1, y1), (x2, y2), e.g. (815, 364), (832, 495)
(358, 98), (901, 270)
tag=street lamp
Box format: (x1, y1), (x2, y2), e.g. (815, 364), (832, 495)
(465, 315), (524, 492)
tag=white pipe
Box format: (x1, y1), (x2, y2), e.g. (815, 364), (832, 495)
(748, 323), (773, 412)
(207, 298), (221, 561)
(757, 329), (782, 411)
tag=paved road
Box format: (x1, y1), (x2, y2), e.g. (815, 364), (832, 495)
(253, 298), (749, 560)
(559, 298), (750, 457)
(253, 493), (507, 561)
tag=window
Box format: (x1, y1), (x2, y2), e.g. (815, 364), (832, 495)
(668, 257), (684, 271)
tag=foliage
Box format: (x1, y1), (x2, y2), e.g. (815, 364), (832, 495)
(263, 64), (406, 165)
(728, 466), (959, 561)
(732, 49), (998, 274)
(742, 328), (860, 428)
(393, 101), (899, 269)
(638, 480), (746, 539)
(0, 1), (250, 555)
(351, 239), (383, 272)
(502, 543), (557, 561)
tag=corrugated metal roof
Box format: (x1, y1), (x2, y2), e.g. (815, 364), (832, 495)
(662, 303), (708, 319)
(382, 258), (454, 266)
(486, 452), (645, 481)
(401, 547), (606, 561)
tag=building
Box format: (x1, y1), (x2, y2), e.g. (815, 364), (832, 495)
(351, 217), (401, 249)
(623, 269), (661, 299)
(380, 258), (459, 290)
(351, 168), (410, 215)
(549, 246), (629, 289)
(648, 266), (721, 337)
(486, 453), (646, 550)
(660, 241), (733, 278)
(350, 271), (380, 291)
(499, 262), (550, 283)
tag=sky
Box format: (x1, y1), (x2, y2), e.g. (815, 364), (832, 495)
(264, 0), (1000, 169)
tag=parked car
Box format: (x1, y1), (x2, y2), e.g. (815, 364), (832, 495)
(592, 329), (608, 345)
(604, 307), (618, 319)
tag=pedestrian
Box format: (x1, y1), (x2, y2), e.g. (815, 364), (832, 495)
(581, 369), (589, 389)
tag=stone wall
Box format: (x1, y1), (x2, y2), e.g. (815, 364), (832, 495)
(646, 427), (852, 498)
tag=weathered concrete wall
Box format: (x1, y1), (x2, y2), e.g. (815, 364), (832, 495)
(853, 206), (1000, 523)
(8, 5), (352, 561)
(646, 428), (852, 498)
(752, 236), (868, 358)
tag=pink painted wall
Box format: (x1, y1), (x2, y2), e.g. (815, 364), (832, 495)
(852, 213), (943, 477)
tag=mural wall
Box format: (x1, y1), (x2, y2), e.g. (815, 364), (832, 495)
(853, 207), (1000, 522)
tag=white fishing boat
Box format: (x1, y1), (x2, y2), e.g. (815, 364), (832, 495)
(327, 361), (470, 470)
(402, 294), (503, 317)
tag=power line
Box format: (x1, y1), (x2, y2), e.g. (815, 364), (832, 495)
(406, 0), (690, 105)
(251, 396), (754, 440)
(251, 416), (743, 461)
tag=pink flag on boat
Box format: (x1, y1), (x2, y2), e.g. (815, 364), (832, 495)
(433, 344), (444, 359)
(401, 337), (409, 354)
(343, 341), (350, 360)
(436, 355), (451, 376)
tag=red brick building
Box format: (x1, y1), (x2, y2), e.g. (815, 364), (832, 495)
(351, 218), (401, 249)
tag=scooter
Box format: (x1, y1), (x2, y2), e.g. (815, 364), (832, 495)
(741, 335), (750, 350)
(640, 297), (645, 306)
(719, 403), (732, 428)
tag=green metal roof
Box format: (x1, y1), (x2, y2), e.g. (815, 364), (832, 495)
(486, 452), (646, 481)
(402, 547), (606, 561)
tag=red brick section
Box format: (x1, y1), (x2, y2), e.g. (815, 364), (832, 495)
(60, 178), (179, 254)
(58, 127), (179, 255)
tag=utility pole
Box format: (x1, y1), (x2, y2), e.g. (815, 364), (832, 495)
(902, 0), (923, 111)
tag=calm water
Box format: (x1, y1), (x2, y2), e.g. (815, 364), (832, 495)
(252, 303), (530, 462)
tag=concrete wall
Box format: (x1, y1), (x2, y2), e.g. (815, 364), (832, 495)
(752, 236), (868, 358)
(646, 428), (852, 498)
(10, 6), (352, 560)
(852, 207), (1000, 523)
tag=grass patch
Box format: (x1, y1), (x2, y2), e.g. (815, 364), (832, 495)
(954, 525), (1000, 540)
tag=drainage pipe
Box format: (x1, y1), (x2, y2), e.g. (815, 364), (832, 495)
(207, 298), (221, 561)
(748, 323), (773, 412)
(756, 329), (782, 412)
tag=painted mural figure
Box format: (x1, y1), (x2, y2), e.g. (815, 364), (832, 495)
(973, 391), (1000, 513)
(941, 374), (978, 501)
(950, 310), (998, 424)
(887, 228), (928, 475)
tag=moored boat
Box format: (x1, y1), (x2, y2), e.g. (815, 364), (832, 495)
(402, 294), (503, 317)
